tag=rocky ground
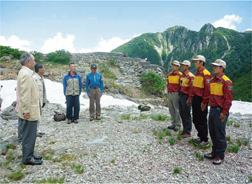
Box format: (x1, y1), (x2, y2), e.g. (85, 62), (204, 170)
(0, 102), (251, 183)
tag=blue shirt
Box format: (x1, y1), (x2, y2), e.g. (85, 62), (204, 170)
(86, 72), (104, 94)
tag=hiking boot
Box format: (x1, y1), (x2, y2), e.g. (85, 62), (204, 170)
(173, 126), (180, 131)
(204, 153), (216, 159)
(73, 120), (78, 124)
(182, 134), (191, 138)
(167, 125), (175, 129)
(36, 132), (44, 138)
(192, 137), (201, 144)
(213, 157), (224, 165)
(67, 119), (72, 124)
(90, 117), (94, 121)
(96, 116), (101, 120)
(197, 141), (209, 146)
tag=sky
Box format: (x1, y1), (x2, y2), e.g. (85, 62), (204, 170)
(0, 1), (251, 54)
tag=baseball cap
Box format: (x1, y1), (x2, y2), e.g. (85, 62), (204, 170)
(91, 64), (97, 69)
(171, 60), (180, 66)
(191, 55), (206, 62)
(210, 59), (226, 69)
(181, 60), (191, 67)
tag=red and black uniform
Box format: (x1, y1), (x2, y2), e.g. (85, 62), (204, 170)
(179, 71), (194, 135)
(209, 73), (233, 159)
(189, 67), (211, 142)
(167, 71), (182, 93)
(167, 71), (182, 127)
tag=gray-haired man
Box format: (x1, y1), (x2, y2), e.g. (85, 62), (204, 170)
(17, 52), (43, 165)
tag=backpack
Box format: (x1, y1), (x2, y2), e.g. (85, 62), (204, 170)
(53, 111), (66, 121)
(138, 105), (151, 111)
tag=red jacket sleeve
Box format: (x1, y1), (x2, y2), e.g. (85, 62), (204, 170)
(202, 73), (211, 104)
(222, 80), (233, 114)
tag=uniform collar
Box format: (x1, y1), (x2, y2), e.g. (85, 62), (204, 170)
(23, 66), (33, 76)
(214, 72), (224, 80)
(68, 71), (77, 76)
(198, 67), (205, 73)
(183, 70), (190, 75)
(172, 70), (180, 75)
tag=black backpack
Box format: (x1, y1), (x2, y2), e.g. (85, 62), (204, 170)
(138, 105), (151, 111)
(53, 111), (66, 121)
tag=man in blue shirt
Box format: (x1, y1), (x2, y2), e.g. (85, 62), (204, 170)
(63, 63), (82, 124)
(86, 64), (104, 121)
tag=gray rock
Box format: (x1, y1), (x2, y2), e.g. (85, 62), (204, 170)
(0, 102), (18, 120)
(0, 56), (11, 61)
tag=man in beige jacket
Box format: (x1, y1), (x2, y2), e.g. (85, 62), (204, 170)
(33, 63), (47, 137)
(17, 52), (43, 165)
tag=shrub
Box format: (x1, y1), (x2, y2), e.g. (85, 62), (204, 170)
(30, 51), (44, 61)
(45, 49), (71, 64)
(141, 72), (165, 96)
(0, 45), (25, 59)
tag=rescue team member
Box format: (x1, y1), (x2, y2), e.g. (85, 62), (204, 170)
(187, 55), (211, 146)
(86, 64), (104, 121)
(179, 60), (194, 138)
(204, 59), (233, 165)
(167, 60), (182, 131)
(63, 63), (82, 124)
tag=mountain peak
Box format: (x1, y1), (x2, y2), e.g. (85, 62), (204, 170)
(200, 23), (215, 33)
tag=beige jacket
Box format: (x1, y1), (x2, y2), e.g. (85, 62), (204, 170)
(17, 66), (41, 121)
(32, 72), (47, 106)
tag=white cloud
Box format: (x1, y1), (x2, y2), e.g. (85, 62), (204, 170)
(213, 14), (242, 30)
(0, 35), (31, 52)
(244, 28), (252, 32)
(79, 34), (141, 53)
(41, 33), (76, 53)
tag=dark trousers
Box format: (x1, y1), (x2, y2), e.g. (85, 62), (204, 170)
(66, 95), (80, 120)
(179, 93), (192, 134)
(192, 94), (208, 142)
(209, 107), (228, 158)
(21, 118), (37, 164)
(18, 118), (25, 143)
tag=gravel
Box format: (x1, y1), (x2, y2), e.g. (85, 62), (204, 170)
(0, 103), (251, 183)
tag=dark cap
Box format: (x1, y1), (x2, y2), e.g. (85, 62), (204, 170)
(91, 64), (97, 69)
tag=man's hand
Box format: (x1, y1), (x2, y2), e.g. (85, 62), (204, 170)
(186, 99), (191, 106)
(42, 103), (46, 108)
(88, 94), (91, 98)
(201, 103), (207, 111)
(23, 113), (30, 119)
(220, 113), (226, 122)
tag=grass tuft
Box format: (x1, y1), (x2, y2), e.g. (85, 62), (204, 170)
(8, 170), (24, 181)
(194, 151), (204, 161)
(226, 121), (233, 126)
(168, 137), (176, 145)
(173, 167), (181, 174)
(111, 159), (115, 164)
(60, 154), (77, 161)
(177, 134), (182, 141)
(121, 114), (131, 120)
(150, 114), (167, 121)
(233, 123), (240, 128)
(188, 139), (212, 149)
